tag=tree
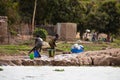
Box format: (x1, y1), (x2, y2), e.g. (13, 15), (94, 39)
(18, 0), (34, 23)
(0, 0), (20, 24)
(0, 0), (7, 16)
(32, 0), (37, 34)
(78, 1), (97, 39)
(98, 1), (120, 35)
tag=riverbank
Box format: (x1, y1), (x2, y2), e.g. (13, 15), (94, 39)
(0, 48), (120, 66)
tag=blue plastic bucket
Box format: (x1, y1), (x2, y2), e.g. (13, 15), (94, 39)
(34, 50), (40, 58)
(71, 48), (83, 53)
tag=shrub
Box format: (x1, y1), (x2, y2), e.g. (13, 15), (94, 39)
(33, 28), (48, 41)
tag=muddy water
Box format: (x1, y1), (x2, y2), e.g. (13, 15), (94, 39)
(0, 66), (120, 80)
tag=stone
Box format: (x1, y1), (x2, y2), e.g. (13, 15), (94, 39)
(0, 48), (120, 66)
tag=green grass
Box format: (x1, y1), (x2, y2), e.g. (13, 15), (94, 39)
(57, 43), (72, 52)
(57, 43), (103, 52)
(0, 45), (31, 55)
(0, 39), (120, 55)
(57, 40), (120, 52)
(111, 39), (120, 47)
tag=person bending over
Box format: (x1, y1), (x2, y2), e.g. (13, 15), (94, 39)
(28, 35), (43, 57)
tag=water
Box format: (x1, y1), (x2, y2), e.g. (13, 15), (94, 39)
(0, 66), (120, 80)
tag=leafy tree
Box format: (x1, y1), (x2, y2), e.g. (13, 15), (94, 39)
(0, 0), (20, 24)
(98, 1), (120, 35)
(0, 0), (7, 16)
(78, 1), (97, 39)
(18, 0), (34, 23)
(32, 0), (37, 34)
(1, 0), (120, 38)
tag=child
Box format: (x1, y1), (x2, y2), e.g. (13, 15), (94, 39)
(28, 35), (43, 57)
(49, 34), (59, 49)
(48, 34), (59, 57)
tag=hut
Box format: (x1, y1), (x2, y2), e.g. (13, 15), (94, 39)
(56, 23), (77, 41)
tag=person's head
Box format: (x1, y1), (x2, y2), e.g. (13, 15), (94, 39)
(55, 34), (59, 39)
(36, 35), (40, 37)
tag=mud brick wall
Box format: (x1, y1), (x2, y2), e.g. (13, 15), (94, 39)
(57, 23), (77, 41)
(0, 16), (8, 44)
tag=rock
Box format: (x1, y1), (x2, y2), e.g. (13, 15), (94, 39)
(11, 60), (22, 65)
(0, 48), (120, 66)
(109, 56), (120, 66)
(21, 60), (35, 66)
(93, 56), (111, 66)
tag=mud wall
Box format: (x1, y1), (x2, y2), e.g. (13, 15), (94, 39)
(0, 16), (8, 44)
(57, 23), (77, 41)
